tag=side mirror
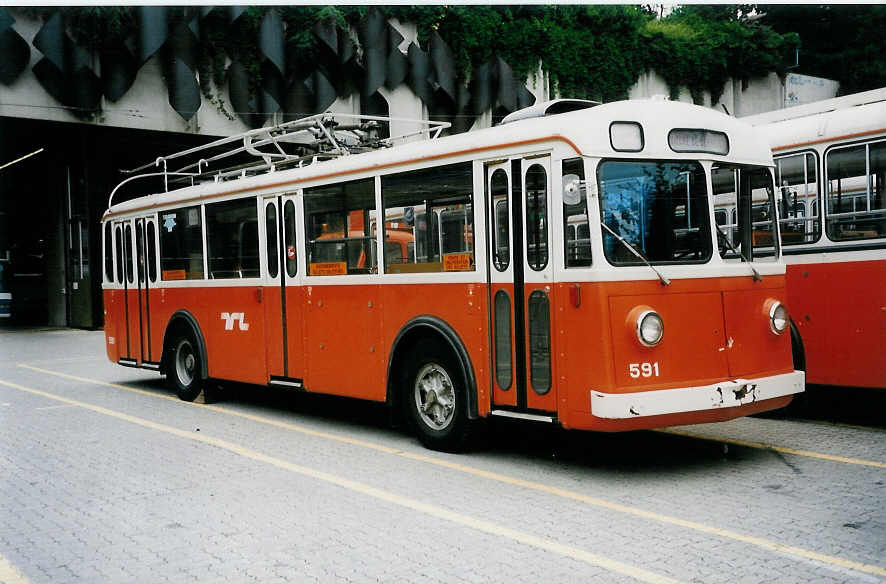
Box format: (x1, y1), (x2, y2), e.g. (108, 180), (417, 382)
(563, 174), (584, 206)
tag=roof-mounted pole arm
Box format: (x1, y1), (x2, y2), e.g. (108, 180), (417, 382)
(155, 157), (168, 192)
(108, 172), (195, 210)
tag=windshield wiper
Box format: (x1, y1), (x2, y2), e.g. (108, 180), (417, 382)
(601, 223), (670, 286)
(715, 224), (762, 281)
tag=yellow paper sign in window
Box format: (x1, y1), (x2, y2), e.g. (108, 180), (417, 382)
(309, 262), (348, 276)
(443, 253), (472, 272)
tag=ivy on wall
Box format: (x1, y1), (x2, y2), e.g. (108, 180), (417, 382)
(3, 5), (800, 126)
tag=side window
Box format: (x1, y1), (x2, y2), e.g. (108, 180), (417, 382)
(103, 223), (113, 283)
(146, 222), (157, 283)
(136, 222), (145, 283)
(114, 225), (124, 284)
(304, 179), (376, 276)
(159, 206), (205, 280)
(827, 140), (886, 241)
(562, 157), (590, 267)
(381, 162), (474, 274)
(712, 165), (778, 262)
(525, 164), (548, 271)
(124, 223), (134, 284)
(265, 202), (279, 279)
(284, 199), (298, 277)
(206, 199), (259, 279)
(490, 169), (509, 272)
(776, 152), (820, 245)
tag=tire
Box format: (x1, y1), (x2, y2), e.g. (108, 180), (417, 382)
(166, 329), (204, 402)
(404, 341), (473, 452)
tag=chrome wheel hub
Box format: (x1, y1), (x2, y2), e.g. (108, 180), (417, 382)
(414, 363), (455, 430)
(175, 339), (196, 386)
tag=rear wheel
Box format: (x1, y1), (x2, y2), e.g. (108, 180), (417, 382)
(166, 330), (203, 402)
(405, 341), (472, 452)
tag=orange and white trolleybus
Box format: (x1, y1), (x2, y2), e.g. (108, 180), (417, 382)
(101, 97), (804, 451)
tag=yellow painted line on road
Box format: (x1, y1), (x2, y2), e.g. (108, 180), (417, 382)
(15, 363), (886, 579)
(0, 553), (31, 584)
(0, 377), (679, 584)
(24, 357), (105, 365)
(654, 428), (886, 469)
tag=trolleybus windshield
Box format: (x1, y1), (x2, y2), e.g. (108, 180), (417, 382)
(598, 160), (711, 265)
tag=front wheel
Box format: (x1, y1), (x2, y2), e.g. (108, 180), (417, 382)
(405, 344), (472, 452)
(166, 331), (203, 402)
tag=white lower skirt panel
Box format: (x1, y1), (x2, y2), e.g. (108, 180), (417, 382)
(590, 371), (805, 419)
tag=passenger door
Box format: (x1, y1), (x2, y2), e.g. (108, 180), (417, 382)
(262, 194), (304, 383)
(116, 215), (158, 367)
(488, 156), (557, 415)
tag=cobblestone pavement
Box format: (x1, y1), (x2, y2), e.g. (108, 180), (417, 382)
(1, 329), (884, 583)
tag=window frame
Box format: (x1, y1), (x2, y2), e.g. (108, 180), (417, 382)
(303, 177), (379, 277)
(379, 161), (476, 275)
(824, 137), (886, 243)
(524, 162), (549, 272)
(597, 158), (714, 266)
(562, 157), (591, 269)
(774, 149), (822, 246)
(158, 205), (206, 281)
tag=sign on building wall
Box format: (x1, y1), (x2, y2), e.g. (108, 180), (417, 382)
(785, 73), (839, 108)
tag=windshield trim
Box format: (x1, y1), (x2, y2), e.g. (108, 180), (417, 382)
(596, 158), (714, 267)
(711, 163), (781, 263)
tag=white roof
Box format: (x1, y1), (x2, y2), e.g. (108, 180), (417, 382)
(105, 98), (773, 219)
(744, 88), (886, 152)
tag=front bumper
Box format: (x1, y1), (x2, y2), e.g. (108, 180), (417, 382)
(590, 370), (804, 419)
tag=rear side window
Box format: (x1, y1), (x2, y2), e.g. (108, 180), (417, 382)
(826, 140), (886, 241)
(206, 198), (260, 279)
(103, 223), (113, 283)
(159, 206), (204, 280)
(304, 179), (377, 276)
(381, 162), (475, 274)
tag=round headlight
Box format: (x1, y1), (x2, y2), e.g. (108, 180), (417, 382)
(637, 310), (664, 347)
(769, 301), (788, 335)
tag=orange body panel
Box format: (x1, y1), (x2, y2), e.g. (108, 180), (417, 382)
(104, 272), (793, 431)
(261, 285), (306, 379)
(554, 275), (793, 431)
(103, 290), (120, 363)
(379, 283), (491, 416)
(786, 259), (886, 389)
(304, 284), (383, 399)
(199, 287), (267, 385)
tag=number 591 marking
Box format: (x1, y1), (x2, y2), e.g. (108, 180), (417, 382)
(629, 362), (660, 378)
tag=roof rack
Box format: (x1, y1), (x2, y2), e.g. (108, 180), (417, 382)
(108, 112), (450, 209)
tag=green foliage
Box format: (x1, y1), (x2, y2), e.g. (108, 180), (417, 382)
(14, 5), (811, 110)
(759, 4), (886, 96)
